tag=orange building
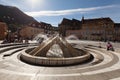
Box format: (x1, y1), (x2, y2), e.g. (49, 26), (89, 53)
(0, 22), (8, 40)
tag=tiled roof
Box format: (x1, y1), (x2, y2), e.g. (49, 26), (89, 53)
(82, 17), (114, 24)
(114, 23), (120, 28)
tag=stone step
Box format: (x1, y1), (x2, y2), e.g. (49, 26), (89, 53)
(0, 44), (28, 54)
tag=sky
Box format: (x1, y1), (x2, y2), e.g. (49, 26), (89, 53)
(0, 0), (120, 26)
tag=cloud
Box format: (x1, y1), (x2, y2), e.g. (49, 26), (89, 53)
(25, 5), (117, 17)
(0, 0), (18, 6)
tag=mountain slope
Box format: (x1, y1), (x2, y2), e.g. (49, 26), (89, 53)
(0, 5), (37, 25)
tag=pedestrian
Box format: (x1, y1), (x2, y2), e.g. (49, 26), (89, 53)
(107, 42), (114, 51)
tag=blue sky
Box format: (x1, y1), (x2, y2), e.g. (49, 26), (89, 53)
(0, 0), (120, 26)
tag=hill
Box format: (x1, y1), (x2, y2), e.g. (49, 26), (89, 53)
(0, 5), (37, 25)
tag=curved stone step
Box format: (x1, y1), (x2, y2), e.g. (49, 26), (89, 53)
(3, 48), (25, 57)
(84, 48), (104, 65)
(0, 43), (27, 48)
(0, 45), (28, 54)
(77, 47), (119, 73)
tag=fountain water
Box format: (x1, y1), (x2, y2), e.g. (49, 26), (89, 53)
(20, 35), (93, 66)
(46, 43), (64, 58)
(33, 33), (48, 43)
(66, 35), (79, 40)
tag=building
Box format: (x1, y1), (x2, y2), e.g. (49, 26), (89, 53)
(19, 21), (59, 40)
(0, 22), (8, 40)
(81, 17), (114, 41)
(59, 18), (81, 36)
(19, 25), (44, 40)
(39, 22), (53, 34)
(52, 26), (59, 34)
(59, 17), (115, 41)
(66, 29), (82, 39)
(29, 21), (56, 34)
(114, 23), (120, 41)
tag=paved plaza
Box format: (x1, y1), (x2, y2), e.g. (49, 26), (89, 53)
(0, 40), (120, 80)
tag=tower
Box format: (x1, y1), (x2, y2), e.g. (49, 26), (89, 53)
(82, 16), (84, 23)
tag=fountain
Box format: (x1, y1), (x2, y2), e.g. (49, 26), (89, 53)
(66, 35), (79, 40)
(33, 33), (48, 43)
(20, 35), (93, 66)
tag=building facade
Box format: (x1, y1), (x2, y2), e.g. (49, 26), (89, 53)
(114, 23), (120, 41)
(66, 30), (82, 39)
(19, 21), (59, 40)
(0, 22), (8, 40)
(59, 18), (81, 36)
(59, 17), (115, 41)
(81, 17), (114, 41)
(29, 21), (57, 34)
(19, 25), (44, 40)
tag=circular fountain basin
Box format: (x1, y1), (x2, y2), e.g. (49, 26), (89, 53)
(20, 48), (92, 66)
(20, 36), (93, 66)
